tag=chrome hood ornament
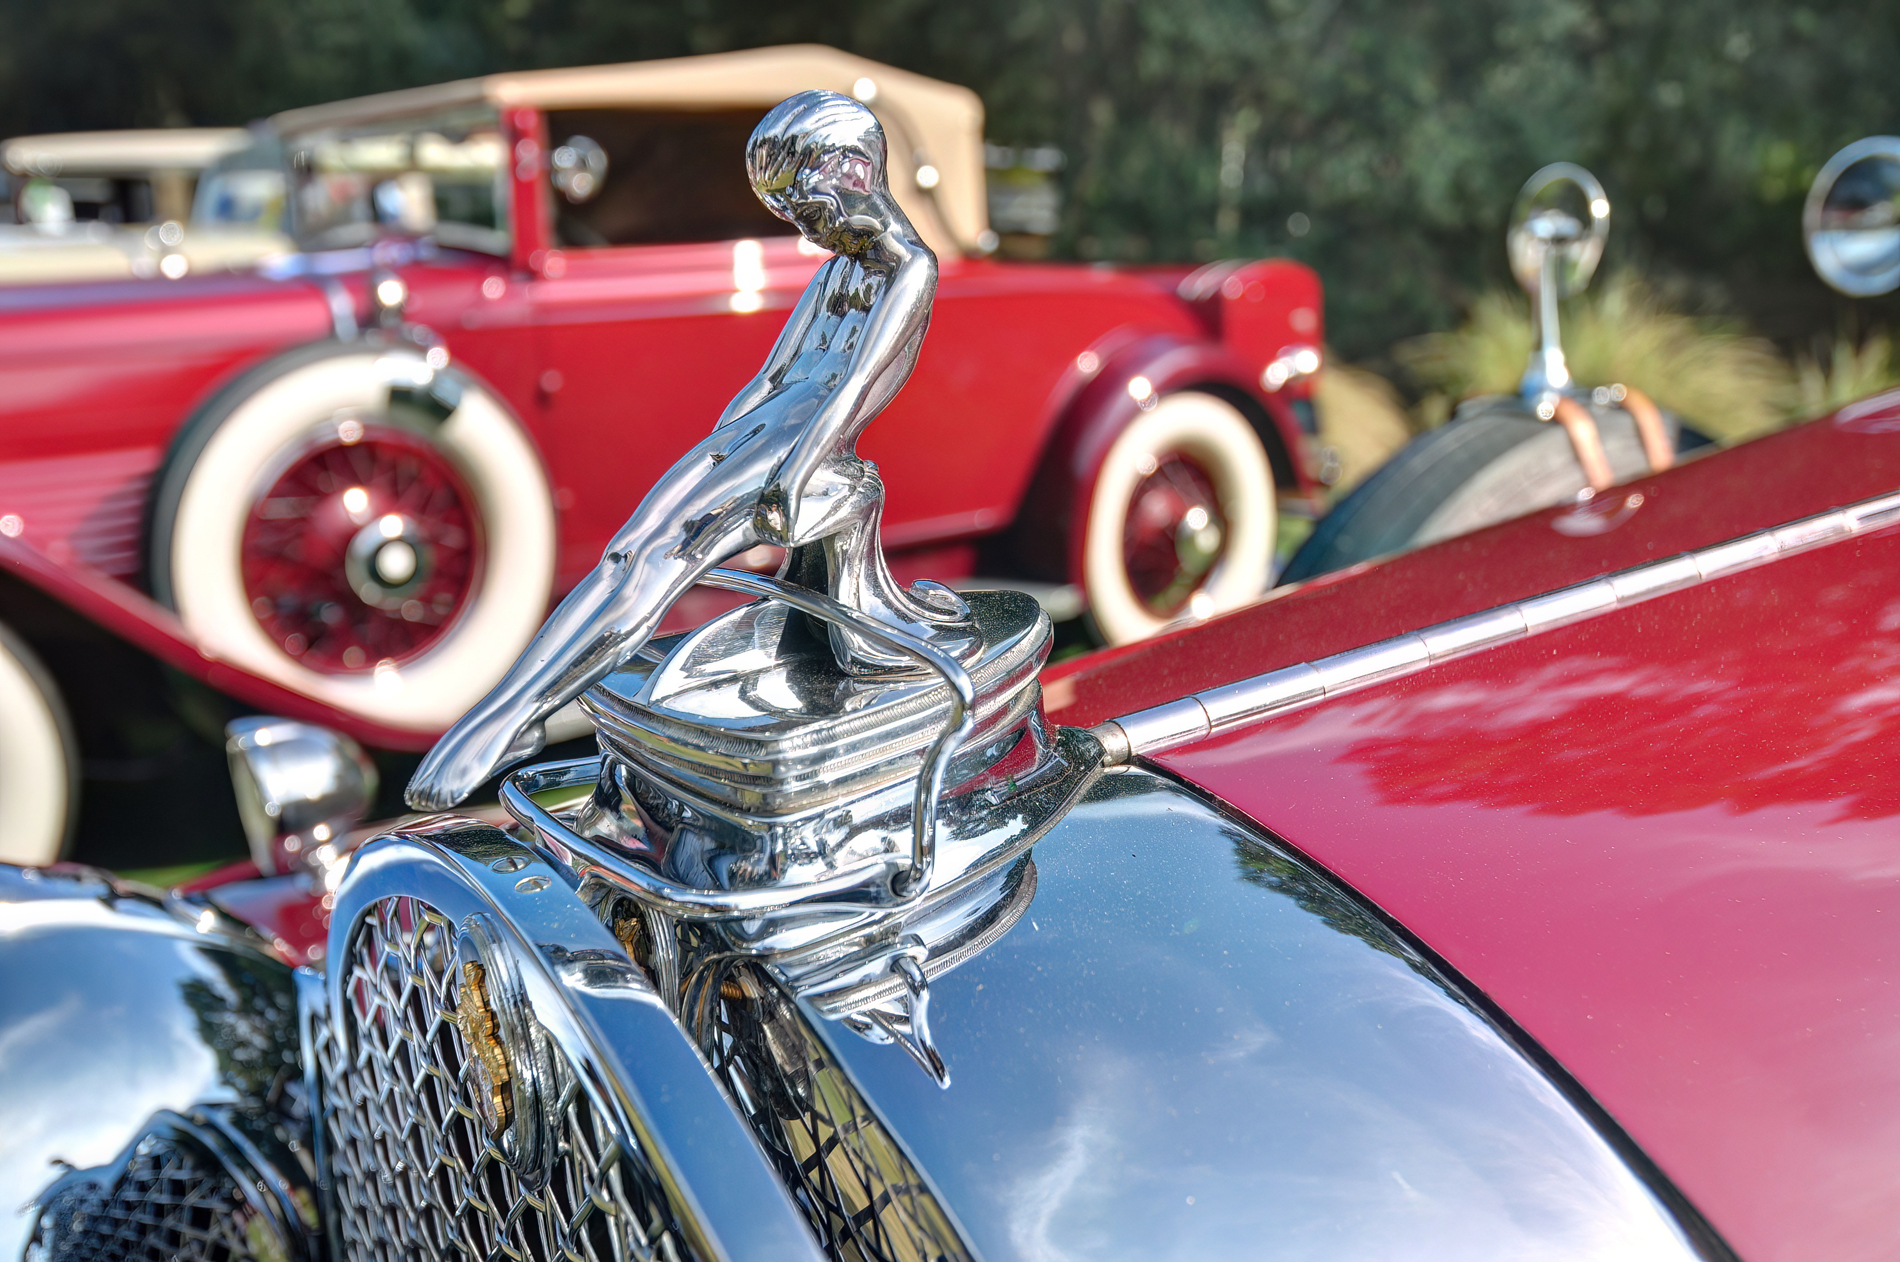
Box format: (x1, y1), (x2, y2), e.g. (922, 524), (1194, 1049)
(407, 90), (1098, 1085)
(407, 90), (981, 811)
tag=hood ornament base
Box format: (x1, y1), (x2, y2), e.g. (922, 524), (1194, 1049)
(504, 576), (1097, 947)
(503, 578), (1099, 1084)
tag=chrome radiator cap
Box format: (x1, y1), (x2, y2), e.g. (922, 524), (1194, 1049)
(583, 588), (1047, 819)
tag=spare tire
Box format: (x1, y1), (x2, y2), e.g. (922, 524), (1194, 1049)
(1280, 395), (1681, 585)
(149, 341), (556, 735)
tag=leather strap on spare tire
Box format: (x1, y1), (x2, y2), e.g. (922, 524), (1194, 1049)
(147, 340), (556, 735)
(1279, 394), (1681, 585)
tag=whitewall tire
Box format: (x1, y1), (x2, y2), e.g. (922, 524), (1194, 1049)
(150, 344), (556, 733)
(0, 620), (77, 865)
(1083, 392), (1277, 645)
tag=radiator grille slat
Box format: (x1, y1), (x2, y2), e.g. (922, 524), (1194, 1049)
(26, 1117), (284, 1262)
(697, 965), (971, 1262)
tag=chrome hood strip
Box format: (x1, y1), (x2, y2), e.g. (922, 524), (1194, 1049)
(1094, 489), (1900, 763)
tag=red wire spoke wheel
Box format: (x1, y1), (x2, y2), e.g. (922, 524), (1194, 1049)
(241, 427), (483, 673)
(150, 343), (555, 735)
(1083, 392), (1276, 645)
(1121, 453), (1228, 618)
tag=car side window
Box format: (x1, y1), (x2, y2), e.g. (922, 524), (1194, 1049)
(290, 107), (509, 255)
(544, 108), (797, 249)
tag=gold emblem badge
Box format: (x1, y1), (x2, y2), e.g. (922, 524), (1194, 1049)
(455, 959), (514, 1134)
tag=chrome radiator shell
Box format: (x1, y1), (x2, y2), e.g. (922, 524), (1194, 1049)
(311, 820), (823, 1262)
(0, 864), (321, 1262)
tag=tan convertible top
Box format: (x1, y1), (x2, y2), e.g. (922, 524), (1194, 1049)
(273, 45), (987, 256)
(1, 128), (252, 177)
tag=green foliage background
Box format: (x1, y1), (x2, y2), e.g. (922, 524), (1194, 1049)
(2, 0), (1896, 364)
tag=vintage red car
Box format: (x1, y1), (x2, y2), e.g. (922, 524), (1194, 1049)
(3, 132), (1899, 1262)
(0, 45), (1324, 864)
(9, 314), (1899, 1262)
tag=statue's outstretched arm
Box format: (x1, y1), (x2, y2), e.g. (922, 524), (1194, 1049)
(714, 256), (838, 430)
(405, 546), (705, 810)
(770, 240), (935, 519)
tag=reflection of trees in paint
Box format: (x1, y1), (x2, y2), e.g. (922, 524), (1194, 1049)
(1227, 828), (1478, 1014)
(1330, 561), (1900, 821)
(181, 952), (300, 1106)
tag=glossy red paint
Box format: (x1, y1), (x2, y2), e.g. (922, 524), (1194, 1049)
(201, 872), (332, 968)
(1046, 400), (1900, 725)
(1176, 257), (1325, 393)
(0, 276), (337, 577)
(1156, 520), (1900, 1262)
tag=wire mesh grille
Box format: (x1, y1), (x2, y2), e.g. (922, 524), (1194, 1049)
(26, 1126), (274, 1262)
(699, 968), (972, 1262)
(314, 894), (685, 1261)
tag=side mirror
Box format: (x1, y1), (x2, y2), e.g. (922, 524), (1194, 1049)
(551, 135), (608, 204)
(1805, 137), (1900, 297)
(226, 717), (378, 876)
(1508, 163), (1611, 404)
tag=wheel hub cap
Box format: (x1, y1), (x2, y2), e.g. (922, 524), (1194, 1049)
(1122, 453), (1227, 616)
(241, 425), (482, 673)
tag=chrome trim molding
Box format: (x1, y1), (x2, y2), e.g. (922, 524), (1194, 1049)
(1096, 488), (1900, 761)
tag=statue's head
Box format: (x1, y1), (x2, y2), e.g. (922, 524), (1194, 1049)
(748, 90), (905, 255)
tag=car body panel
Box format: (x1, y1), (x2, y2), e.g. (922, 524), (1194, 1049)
(1152, 518), (1900, 1262)
(0, 275), (335, 579)
(1046, 393), (1900, 726)
(811, 768), (1703, 1261)
(57, 390), (1900, 1257)
(91, 769), (1711, 1259)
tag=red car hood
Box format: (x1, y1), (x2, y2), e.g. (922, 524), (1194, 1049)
(1144, 499), (1900, 1260)
(1045, 392), (1900, 726)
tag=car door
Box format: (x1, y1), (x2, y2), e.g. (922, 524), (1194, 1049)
(527, 107), (823, 587)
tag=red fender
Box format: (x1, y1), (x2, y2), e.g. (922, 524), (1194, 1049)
(1008, 330), (1313, 585)
(0, 534), (437, 751)
(1176, 258), (1325, 407)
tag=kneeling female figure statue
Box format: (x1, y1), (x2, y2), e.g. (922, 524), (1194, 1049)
(407, 89), (975, 810)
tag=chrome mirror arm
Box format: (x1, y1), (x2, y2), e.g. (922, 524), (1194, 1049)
(1508, 162), (1610, 412)
(1526, 229), (1574, 402)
